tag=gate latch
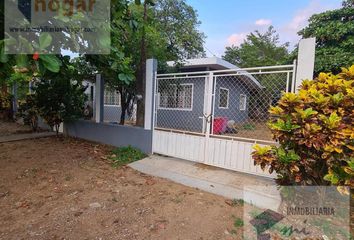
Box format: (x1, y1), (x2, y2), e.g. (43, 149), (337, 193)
(203, 113), (212, 123)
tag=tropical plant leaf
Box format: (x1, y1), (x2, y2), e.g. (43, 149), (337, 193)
(39, 33), (53, 50)
(40, 55), (62, 73)
(0, 44), (8, 63)
(16, 55), (28, 68)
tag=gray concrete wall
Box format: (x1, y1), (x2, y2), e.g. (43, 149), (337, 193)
(64, 120), (153, 154)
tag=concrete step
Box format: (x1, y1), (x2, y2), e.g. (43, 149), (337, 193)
(129, 154), (281, 210)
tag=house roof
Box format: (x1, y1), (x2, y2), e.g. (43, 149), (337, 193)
(167, 57), (263, 89)
(167, 57), (237, 70)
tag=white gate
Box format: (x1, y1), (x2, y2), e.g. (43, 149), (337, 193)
(153, 64), (296, 178)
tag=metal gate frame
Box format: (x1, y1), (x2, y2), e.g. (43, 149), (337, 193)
(152, 63), (297, 178)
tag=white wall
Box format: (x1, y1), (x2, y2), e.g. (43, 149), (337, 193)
(295, 38), (316, 92)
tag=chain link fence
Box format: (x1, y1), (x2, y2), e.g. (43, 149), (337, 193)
(212, 69), (294, 141)
(83, 81), (137, 125)
(156, 76), (207, 133)
(155, 65), (295, 142)
(101, 88), (137, 125)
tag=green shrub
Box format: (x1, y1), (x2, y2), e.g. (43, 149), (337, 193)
(17, 94), (39, 131)
(34, 78), (87, 135)
(231, 199), (244, 207)
(252, 66), (354, 194)
(233, 217), (244, 228)
(109, 146), (146, 167)
(0, 91), (11, 111)
(0, 91), (12, 120)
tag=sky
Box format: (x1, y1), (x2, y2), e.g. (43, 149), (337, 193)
(186, 0), (343, 57)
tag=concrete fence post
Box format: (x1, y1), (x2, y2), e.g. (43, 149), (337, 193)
(144, 59), (158, 130)
(11, 81), (18, 117)
(95, 74), (104, 123)
(295, 38), (316, 92)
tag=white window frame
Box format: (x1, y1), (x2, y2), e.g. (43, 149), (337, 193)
(218, 87), (229, 109)
(239, 94), (247, 111)
(158, 83), (194, 111)
(104, 89), (121, 107)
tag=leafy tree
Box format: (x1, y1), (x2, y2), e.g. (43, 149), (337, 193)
(86, 0), (206, 125)
(298, 1), (354, 74)
(34, 57), (87, 135)
(154, 0), (206, 61)
(0, 0), (114, 83)
(84, 0), (138, 125)
(252, 66), (354, 193)
(222, 27), (292, 122)
(1, 0), (63, 76)
(342, 0), (354, 9)
(1, 33), (63, 119)
(124, 0), (206, 126)
(223, 26), (290, 68)
(1, 0), (134, 125)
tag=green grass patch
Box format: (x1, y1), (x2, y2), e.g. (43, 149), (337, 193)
(234, 217), (244, 228)
(231, 199), (245, 207)
(109, 146), (147, 167)
(242, 123), (256, 131)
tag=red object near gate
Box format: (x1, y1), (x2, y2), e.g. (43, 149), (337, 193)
(213, 117), (228, 134)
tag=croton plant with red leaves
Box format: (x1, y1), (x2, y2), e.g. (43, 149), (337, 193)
(252, 66), (354, 195)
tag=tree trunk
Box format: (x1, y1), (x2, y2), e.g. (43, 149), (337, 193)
(54, 124), (60, 136)
(135, 1), (148, 127)
(120, 103), (127, 125)
(119, 87), (134, 125)
(119, 87), (126, 125)
(120, 97), (128, 126)
(8, 94), (14, 121)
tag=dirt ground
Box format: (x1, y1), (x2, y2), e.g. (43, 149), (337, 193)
(0, 137), (243, 240)
(223, 121), (273, 142)
(0, 121), (33, 136)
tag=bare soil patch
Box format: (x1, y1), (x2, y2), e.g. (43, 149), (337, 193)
(0, 137), (243, 240)
(223, 121), (273, 142)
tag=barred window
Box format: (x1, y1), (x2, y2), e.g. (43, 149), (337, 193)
(219, 88), (229, 109)
(239, 94), (247, 111)
(104, 89), (121, 106)
(159, 84), (193, 110)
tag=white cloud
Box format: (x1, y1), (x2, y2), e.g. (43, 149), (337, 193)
(285, 0), (327, 32)
(225, 19), (271, 48)
(279, 0), (340, 47)
(224, 0), (341, 52)
(255, 19), (272, 26)
(226, 33), (247, 47)
(207, 0), (342, 57)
